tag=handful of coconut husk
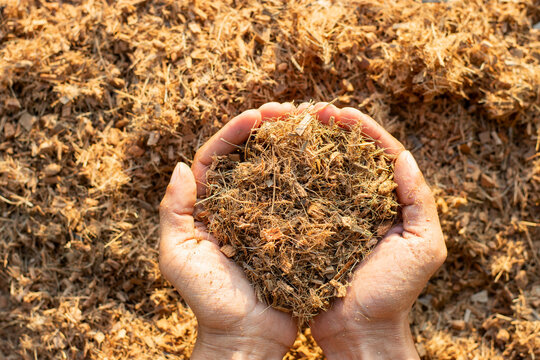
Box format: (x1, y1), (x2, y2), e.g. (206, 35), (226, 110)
(200, 110), (399, 325)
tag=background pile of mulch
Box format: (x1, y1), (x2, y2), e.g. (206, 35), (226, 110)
(0, 0), (538, 358)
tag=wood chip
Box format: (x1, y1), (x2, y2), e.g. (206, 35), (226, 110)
(4, 98), (21, 112)
(19, 112), (37, 131)
(4, 122), (16, 138)
(43, 163), (62, 176)
(294, 113), (313, 136)
(480, 173), (497, 188)
(220, 245), (237, 258)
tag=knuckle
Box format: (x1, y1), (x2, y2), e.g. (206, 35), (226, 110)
(243, 108), (260, 118)
(259, 101), (279, 108)
(314, 101), (330, 108)
(341, 106), (359, 114)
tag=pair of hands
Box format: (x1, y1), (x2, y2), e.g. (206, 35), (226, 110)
(159, 102), (447, 359)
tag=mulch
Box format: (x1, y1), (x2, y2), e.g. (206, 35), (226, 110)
(0, 0), (539, 359)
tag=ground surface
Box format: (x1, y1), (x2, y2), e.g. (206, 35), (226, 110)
(0, 0), (539, 359)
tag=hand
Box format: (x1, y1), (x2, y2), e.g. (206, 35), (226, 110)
(306, 103), (447, 360)
(159, 103), (299, 360)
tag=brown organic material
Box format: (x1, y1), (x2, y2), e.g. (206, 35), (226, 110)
(202, 111), (399, 323)
(1, 0), (539, 358)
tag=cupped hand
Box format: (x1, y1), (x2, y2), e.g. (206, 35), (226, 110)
(305, 103), (447, 359)
(159, 103), (299, 360)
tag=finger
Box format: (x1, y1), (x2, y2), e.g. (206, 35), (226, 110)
(259, 102), (295, 121)
(310, 102), (341, 125)
(394, 151), (443, 242)
(159, 162), (197, 245)
(338, 107), (404, 156)
(384, 224), (404, 237)
(296, 102), (312, 112)
(192, 109), (262, 196)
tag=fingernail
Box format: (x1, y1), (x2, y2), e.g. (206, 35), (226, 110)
(170, 162), (183, 184)
(404, 151), (420, 174)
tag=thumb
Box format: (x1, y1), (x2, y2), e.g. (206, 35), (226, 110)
(159, 162), (197, 244)
(158, 163), (264, 325)
(394, 151), (443, 243)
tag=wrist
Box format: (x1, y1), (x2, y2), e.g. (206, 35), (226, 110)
(318, 318), (419, 360)
(191, 327), (289, 360)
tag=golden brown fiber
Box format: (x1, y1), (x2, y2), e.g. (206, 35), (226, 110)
(201, 110), (399, 324)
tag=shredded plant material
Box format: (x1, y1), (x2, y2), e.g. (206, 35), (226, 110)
(1, 0), (539, 359)
(203, 112), (398, 323)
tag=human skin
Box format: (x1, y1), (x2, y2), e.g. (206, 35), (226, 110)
(159, 102), (447, 359)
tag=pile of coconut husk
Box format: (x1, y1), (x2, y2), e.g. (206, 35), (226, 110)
(201, 110), (399, 324)
(2, 0), (539, 358)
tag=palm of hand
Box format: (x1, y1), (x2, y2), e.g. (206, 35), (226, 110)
(311, 227), (443, 341)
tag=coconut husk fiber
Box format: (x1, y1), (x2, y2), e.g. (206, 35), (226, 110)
(2, 0), (539, 358)
(201, 110), (399, 324)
